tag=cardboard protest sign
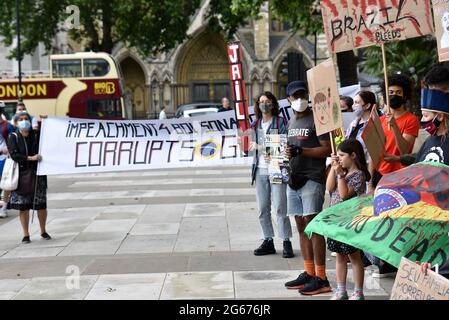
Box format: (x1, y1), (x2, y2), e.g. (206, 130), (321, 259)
(361, 107), (386, 168)
(228, 41), (250, 153)
(320, 0), (434, 53)
(265, 134), (289, 184)
(391, 257), (449, 300)
(432, 0), (449, 62)
(307, 58), (343, 136)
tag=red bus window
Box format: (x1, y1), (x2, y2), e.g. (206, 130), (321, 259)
(84, 59), (110, 77)
(87, 99), (122, 118)
(52, 59), (82, 77)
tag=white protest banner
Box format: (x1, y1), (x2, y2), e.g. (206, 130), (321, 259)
(433, 0), (449, 62)
(38, 112), (252, 175)
(391, 257), (449, 300)
(339, 84), (361, 99)
(320, 0), (434, 53)
(307, 58), (343, 136)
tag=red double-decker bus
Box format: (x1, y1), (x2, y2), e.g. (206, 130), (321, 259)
(0, 52), (127, 120)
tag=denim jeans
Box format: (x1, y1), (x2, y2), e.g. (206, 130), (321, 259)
(255, 169), (292, 240)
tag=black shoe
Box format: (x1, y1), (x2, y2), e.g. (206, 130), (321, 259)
(282, 240), (294, 258)
(299, 276), (332, 295)
(41, 232), (52, 240)
(373, 261), (397, 278)
(22, 236), (31, 244)
(362, 255), (372, 268)
(253, 239), (276, 256)
(285, 271), (312, 289)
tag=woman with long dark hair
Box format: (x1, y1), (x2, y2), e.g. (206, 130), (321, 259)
(326, 139), (370, 300)
(250, 91), (293, 258)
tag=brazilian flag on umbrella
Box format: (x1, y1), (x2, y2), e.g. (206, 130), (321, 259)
(305, 162), (449, 268)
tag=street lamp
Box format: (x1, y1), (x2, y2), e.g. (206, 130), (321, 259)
(312, 1), (321, 66)
(16, 0), (23, 102)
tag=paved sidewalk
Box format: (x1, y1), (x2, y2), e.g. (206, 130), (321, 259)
(0, 166), (394, 299)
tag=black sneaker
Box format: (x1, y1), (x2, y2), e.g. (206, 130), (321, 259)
(299, 276), (332, 295)
(372, 261), (397, 278)
(22, 236), (31, 244)
(285, 271), (312, 290)
(41, 232), (52, 240)
(253, 239), (276, 256)
(362, 255), (372, 268)
(282, 240), (294, 258)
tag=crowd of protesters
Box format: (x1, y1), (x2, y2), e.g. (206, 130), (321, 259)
(248, 63), (449, 299)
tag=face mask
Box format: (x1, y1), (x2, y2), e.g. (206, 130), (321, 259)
(291, 98), (308, 112)
(18, 120), (31, 131)
(389, 95), (404, 109)
(259, 103), (273, 114)
(420, 116), (441, 136)
(352, 104), (364, 117)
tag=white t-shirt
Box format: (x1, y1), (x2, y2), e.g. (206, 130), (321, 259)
(159, 110), (167, 119)
(258, 119), (271, 170)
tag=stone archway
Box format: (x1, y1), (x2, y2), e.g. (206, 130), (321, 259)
(119, 57), (148, 119)
(273, 50), (309, 99)
(174, 30), (231, 107)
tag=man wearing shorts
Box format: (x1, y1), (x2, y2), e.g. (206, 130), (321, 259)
(283, 81), (332, 295)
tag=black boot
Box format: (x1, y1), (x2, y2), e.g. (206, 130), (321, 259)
(282, 240), (294, 258)
(254, 239), (276, 256)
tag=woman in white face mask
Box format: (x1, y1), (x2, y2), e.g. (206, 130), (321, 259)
(344, 91), (377, 193)
(345, 91), (377, 145)
(249, 91), (293, 259)
(7, 112), (50, 244)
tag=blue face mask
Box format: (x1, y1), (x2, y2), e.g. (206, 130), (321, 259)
(18, 120), (31, 131)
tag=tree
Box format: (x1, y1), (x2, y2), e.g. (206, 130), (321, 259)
(0, 0), (200, 57)
(215, 0), (359, 86)
(361, 36), (438, 83)
(361, 36), (439, 113)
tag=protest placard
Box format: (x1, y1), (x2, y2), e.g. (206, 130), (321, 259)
(265, 134), (289, 184)
(307, 58), (343, 137)
(38, 113), (251, 175)
(320, 0), (434, 53)
(361, 107), (386, 168)
(391, 257), (449, 300)
(432, 0), (449, 62)
(228, 41), (250, 153)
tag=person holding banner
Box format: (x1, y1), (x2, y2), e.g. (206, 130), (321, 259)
(345, 91), (377, 185)
(283, 81), (332, 295)
(365, 74), (419, 278)
(371, 74), (420, 189)
(384, 64), (449, 166)
(0, 102), (14, 218)
(7, 112), (50, 244)
(250, 91), (293, 258)
(419, 259), (449, 280)
(326, 139), (370, 300)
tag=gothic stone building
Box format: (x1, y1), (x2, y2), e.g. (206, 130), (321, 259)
(113, 3), (327, 119)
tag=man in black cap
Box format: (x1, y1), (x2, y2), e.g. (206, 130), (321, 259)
(283, 80), (333, 295)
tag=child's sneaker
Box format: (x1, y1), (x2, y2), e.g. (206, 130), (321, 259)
(330, 291), (348, 300)
(349, 292), (365, 300)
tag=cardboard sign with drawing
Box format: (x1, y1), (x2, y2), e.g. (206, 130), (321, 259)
(307, 58), (342, 137)
(433, 0), (449, 62)
(320, 0), (434, 53)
